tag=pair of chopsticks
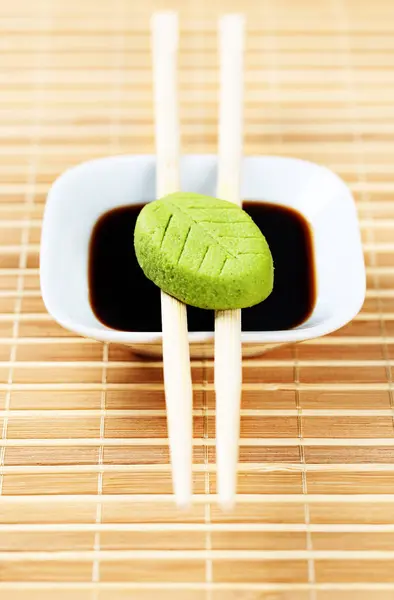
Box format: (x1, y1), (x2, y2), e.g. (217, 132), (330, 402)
(151, 12), (244, 509)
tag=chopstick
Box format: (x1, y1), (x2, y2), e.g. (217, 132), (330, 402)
(215, 14), (245, 509)
(151, 12), (193, 508)
(151, 12), (244, 509)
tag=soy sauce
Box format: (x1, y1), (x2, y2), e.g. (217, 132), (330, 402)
(88, 201), (316, 332)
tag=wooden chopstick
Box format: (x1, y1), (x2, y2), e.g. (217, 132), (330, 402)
(215, 14), (245, 509)
(151, 12), (193, 508)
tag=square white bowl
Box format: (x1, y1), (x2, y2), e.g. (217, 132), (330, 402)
(40, 154), (365, 353)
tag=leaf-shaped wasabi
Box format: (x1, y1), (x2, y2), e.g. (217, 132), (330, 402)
(134, 192), (274, 310)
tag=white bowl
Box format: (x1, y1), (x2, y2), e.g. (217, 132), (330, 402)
(40, 154), (365, 357)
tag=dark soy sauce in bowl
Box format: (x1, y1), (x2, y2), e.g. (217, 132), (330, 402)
(88, 201), (316, 332)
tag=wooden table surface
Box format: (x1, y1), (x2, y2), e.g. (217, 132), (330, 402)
(1, 0), (394, 598)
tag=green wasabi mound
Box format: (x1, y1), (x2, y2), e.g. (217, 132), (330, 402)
(134, 192), (274, 310)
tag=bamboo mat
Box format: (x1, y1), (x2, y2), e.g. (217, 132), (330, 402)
(1, 0), (394, 598)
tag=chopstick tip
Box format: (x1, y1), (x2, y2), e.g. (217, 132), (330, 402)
(175, 492), (192, 511)
(219, 495), (236, 512)
(218, 13), (245, 60)
(219, 13), (245, 31)
(151, 11), (179, 50)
